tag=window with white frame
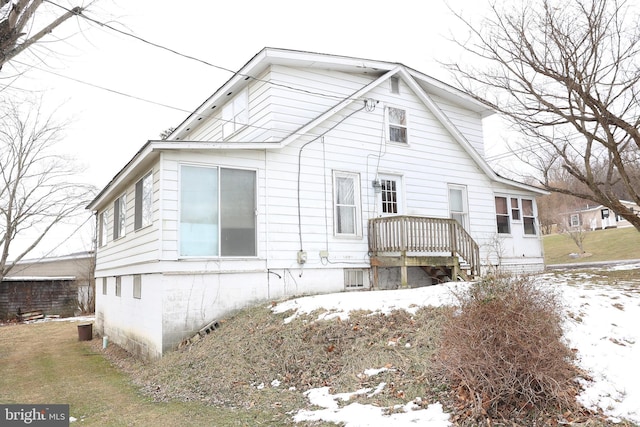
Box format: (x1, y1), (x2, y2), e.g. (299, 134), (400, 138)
(179, 165), (256, 257)
(522, 199), (536, 235)
(99, 211), (108, 247)
(113, 194), (126, 239)
(133, 275), (142, 299)
(102, 277), (107, 295)
(135, 172), (153, 230)
(570, 214), (581, 228)
(449, 185), (469, 229)
(495, 196), (510, 234)
(334, 171), (361, 236)
(511, 198), (521, 220)
(344, 269), (366, 289)
(115, 276), (121, 297)
(381, 179), (398, 214)
(222, 89), (249, 139)
(387, 107), (407, 143)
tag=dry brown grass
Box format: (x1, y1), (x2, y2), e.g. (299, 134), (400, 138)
(130, 304), (448, 413)
(436, 275), (580, 422)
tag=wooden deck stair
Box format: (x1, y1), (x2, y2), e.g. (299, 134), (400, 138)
(368, 216), (480, 288)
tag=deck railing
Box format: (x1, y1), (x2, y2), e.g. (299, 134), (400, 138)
(368, 216), (480, 276)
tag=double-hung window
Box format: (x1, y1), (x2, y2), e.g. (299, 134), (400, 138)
(334, 171), (361, 236)
(449, 185), (469, 229)
(495, 196), (510, 234)
(180, 165), (256, 257)
(570, 214), (580, 228)
(113, 194), (126, 239)
(222, 89), (249, 139)
(522, 199), (536, 235)
(511, 198), (521, 220)
(99, 211), (108, 247)
(387, 107), (407, 143)
(135, 172), (153, 230)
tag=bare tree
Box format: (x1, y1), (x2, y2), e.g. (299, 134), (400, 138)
(0, 97), (95, 281)
(0, 0), (88, 70)
(447, 0), (640, 231)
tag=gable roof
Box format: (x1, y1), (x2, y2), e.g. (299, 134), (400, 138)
(169, 47), (493, 142)
(88, 47), (546, 210)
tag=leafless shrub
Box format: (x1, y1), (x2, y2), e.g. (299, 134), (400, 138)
(436, 275), (579, 419)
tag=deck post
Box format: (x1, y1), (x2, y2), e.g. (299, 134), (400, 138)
(400, 250), (408, 288)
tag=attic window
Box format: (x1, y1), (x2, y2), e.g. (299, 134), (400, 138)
(390, 77), (400, 94)
(387, 107), (407, 143)
(222, 88), (249, 139)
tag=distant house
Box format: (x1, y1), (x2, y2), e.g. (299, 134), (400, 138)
(565, 201), (640, 231)
(0, 251), (95, 320)
(87, 48), (547, 359)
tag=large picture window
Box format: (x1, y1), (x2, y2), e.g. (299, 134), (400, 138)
(180, 165), (256, 257)
(334, 171), (361, 236)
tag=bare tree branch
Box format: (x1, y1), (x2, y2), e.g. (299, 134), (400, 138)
(0, 96), (95, 280)
(446, 0), (640, 231)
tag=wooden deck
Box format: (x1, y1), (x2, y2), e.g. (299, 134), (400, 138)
(368, 216), (480, 288)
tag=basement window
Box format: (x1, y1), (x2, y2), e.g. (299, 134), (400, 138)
(344, 269), (367, 290)
(133, 275), (142, 299)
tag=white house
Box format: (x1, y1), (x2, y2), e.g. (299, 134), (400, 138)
(87, 48), (546, 359)
(565, 200), (640, 231)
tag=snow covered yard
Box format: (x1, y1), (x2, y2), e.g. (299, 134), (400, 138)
(273, 263), (640, 426)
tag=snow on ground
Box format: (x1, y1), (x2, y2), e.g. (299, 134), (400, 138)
(273, 263), (640, 426)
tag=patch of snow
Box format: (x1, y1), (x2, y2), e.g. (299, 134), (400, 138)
(271, 379), (281, 388)
(272, 282), (464, 323)
(362, 367), (390, 377)
(294, 386), (451, 427)
(276, 265), (640, 425)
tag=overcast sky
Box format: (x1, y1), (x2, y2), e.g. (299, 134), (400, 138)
(2, 0), (506, 258)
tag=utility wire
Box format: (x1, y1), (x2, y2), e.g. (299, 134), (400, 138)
(9, 58), (358, 141)
(45, 0), (358, 101)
